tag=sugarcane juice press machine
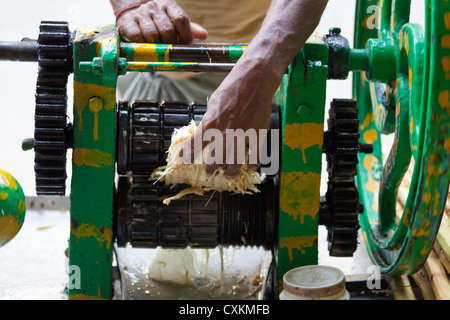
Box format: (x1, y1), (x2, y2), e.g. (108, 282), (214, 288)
(0, 0), (449, 300)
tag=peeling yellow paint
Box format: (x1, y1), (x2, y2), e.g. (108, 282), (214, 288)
(73, 148), (113, 168)
(280, 171), (320, 223)
(279, 235), (317, 261)
(283, 123), (323, 163)
(71, 223), (112, 249)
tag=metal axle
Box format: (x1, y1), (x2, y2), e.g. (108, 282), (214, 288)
(0, 39), (38, 62)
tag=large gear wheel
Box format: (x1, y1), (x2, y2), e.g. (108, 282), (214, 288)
(321, 99), (371, 257)
(34, 21), (73, 195)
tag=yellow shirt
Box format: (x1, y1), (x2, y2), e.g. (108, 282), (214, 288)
(161, 0), (272, 79)
(178, 0), (272, 43)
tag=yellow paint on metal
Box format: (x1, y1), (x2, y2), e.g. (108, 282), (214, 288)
(89, 97), (103, 141)
(283, 123), (323, 163)
(71, 222), (113, 249)
(279, 171), (320, 223)
(438, 89), (450, 115)
(441, 34), (450, 49)
(73, 148), (113, 168)
(360, 112), (374, 130)
(442, 56), (450, 80)
(423, 192), (431, 203)
(73, 81), (115, 131)
(131, 43), (171, 62)
(363, 128), (378, 144)
(363, 154), (380, 211)
(77, 25), (97, 37)
(279, 235), (318, 261)
(0, 216), (21, 244)
(402, 207), (411, 228)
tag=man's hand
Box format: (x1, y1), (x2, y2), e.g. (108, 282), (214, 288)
(112, 0), (208, 43)
(186, 0), (329, 179)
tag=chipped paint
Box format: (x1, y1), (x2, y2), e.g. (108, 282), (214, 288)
(71, 222), (113, 249)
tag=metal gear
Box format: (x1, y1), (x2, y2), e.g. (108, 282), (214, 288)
(320, 99), (372, 257)
(34, 21), (73, 195)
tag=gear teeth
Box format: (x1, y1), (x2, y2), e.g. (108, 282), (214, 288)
(34, 21), (72, 196)
(323, 99), (363, 257)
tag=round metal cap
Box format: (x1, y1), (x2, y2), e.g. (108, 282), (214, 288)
(283, 265), (346, 298)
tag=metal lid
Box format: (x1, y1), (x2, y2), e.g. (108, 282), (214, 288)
(283, 265), (346, 298)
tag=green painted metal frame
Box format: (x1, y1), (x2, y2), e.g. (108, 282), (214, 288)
(276, 34), (328, 290)
(353, 0), (450, 274)
(69, 25), (119, 299)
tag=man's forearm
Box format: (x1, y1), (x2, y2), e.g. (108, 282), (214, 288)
(233, 0), (329, 103)
(110, 0), (150, 16)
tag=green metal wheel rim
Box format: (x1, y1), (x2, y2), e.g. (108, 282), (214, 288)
(353, 0), (450, 274)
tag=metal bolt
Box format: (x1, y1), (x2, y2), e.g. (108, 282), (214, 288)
(296, 104), (312, 120)
(89, 97), (103, 113)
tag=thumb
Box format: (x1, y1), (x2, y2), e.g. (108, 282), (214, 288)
(190, 22), (208, 41)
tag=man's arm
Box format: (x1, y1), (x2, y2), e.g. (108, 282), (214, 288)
(190, 0), (329, 178)
(110, 0), (207, 43)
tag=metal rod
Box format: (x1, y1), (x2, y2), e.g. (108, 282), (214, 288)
(126, 61), (235, 73)
(120, 42), (247, 63)
(0, 39), (38, 62)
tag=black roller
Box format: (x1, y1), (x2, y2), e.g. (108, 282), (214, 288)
(115, 100), (280, 249)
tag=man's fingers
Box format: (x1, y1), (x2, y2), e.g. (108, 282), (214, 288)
(119, 18), (145, 42)
(190, 22), (208, 41)
(137, 18), (161, 43)
(165, 3), (193, 43)
(151, 13), (177, 43)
